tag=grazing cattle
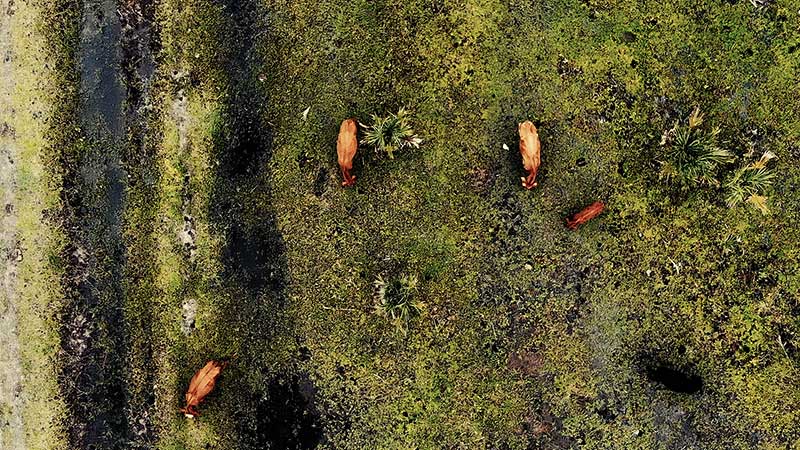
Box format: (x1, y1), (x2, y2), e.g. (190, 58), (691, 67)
(181, 360), (228, 418)
(337, 118), (358, 187)
(566, 201), (605, 230)
(519, 121), (542, 190)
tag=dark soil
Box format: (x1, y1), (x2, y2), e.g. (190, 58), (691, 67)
(241, 375), (323, 450)
(59, 0), (159, 448)
(58, 1), (129, 448)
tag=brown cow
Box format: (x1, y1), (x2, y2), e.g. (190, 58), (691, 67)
(337, 118), (358, 187)
(566, 201), (605, 230)
(181, 360), (228, 418)
(519, 121), (542, 190)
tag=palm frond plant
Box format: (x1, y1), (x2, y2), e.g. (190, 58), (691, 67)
(724, 151), (777, 214)
(360, 108), (423, 159)
(748, 0), (772, 9)
(659, 107), (734, 187)
(374, 274), (423, 333)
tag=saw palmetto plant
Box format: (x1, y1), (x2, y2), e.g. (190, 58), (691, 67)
(360, 108), (423, 159)
(374, 274), (423, 333)
(724, 151), (777, 214)
(660, 107), (734, 186)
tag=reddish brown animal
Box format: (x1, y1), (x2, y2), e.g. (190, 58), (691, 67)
(566, 201), (605, 230)
(181, 360), (228, 418)
(519, 121), (542, 189)
(337, 118), (358, 187)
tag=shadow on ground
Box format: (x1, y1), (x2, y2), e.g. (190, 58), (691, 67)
(205, 1), (322, 448)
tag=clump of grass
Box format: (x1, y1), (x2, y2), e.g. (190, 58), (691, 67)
(360, 108), (422, 159)
(724, 151), (777, 214)
(659, 107), (734, 186)
(374, 274), (423, 333)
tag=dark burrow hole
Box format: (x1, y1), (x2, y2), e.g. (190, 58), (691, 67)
(644, 363), (703, 394)
(622, 31), (637, 42)
(296, 151), (310, 169)
(596, 405), (617, 422)
(244, 375), (323, 449)
(778, 328), (795, 358)
(617, 160), (626, 176)
(298, 346), (312, 362)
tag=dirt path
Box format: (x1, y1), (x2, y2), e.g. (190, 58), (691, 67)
(0, 0), (26, 447)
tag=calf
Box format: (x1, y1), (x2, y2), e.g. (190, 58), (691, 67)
(181, 360), (229, 418)
(519, 121), (542, 189)
(337, 118), (358, 187)
(566, 201), (605, 230)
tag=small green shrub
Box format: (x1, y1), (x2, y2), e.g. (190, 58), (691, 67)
(360, 108), (422, 159)
(724, 151), (777, 214)
(374, 274), (423, 332)
(659, 107), (734, 187)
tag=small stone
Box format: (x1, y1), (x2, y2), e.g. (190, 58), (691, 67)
(181, 298), (198, 336)
(524, 264), (533, 271)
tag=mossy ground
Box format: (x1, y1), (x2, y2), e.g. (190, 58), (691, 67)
(4, 0), (800, 449)
(1, 1), (76, 448)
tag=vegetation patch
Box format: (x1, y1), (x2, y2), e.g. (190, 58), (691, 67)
(360, 108), (423, 159)
(373, 273), (423, 333)
(659, 107), (733, 187)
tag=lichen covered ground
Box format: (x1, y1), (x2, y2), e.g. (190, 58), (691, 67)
(1, 0), (800, 449)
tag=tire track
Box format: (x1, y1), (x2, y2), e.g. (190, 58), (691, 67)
(58, 0), (129, 447)
(204, 1), (321, 446)
(59, 0), (160, 447)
